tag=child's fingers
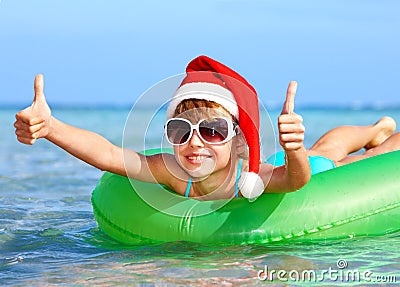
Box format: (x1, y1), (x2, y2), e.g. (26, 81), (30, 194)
(280, 132), (304, 142)
(16, 135), (37, 145)
(280, 133), (304, 150)
(279, 121), (305, 152)
(279, 123), (305, 133)
(14, 120), (44, 134)
(33, 74), (46, 105)
(281, 141), (304, 151)
(14, 74), (50, 146)
(279, 82), (304, 152)
(15, 110), (44, 125)
(15, 128), (40, 139)
(278, 113), (304, 134)
(14, 115), (45, 146)
(15, 128), (39, 145)
(278, 114), (303, 124)
(281, 81), (297, 115)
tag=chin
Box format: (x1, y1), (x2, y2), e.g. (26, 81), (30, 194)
(187, 169), (212, 179)
(183, 158), (216, 179)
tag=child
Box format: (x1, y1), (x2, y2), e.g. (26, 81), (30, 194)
(14, 56), (399, 200)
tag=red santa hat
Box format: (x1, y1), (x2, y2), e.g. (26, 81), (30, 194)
(167, 55), (265, 199)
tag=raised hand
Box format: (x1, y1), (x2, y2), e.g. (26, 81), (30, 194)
(14, 74), (52, 145)
(278, 81), (305, 151)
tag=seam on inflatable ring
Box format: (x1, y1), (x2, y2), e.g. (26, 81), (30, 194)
(92, 186), (400, 244)
(267, 201), (400, 243)
(91, 193), (155, 244)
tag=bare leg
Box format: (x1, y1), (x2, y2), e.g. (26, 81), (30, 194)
(308, 117), (396, 162)
(339, 132), (400, 165)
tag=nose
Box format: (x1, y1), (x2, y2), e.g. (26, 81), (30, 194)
(188, 130), (204, 147)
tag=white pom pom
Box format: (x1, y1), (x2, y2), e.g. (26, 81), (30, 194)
(238, 171), (265, 201)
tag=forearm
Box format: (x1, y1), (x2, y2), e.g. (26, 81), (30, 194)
(284, 147), (311, 191)
(45, 116), (128, 175)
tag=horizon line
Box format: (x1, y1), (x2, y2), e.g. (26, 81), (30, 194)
(2, 102), (400, 112)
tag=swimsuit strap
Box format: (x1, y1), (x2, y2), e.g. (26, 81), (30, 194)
(235, 158), (243, 198)
(184, 158), (243, 198)
(184, 177), (192, 198)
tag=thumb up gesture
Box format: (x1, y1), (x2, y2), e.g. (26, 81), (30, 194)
(14, 74), (52, 145)
(278, 81), (305, 151)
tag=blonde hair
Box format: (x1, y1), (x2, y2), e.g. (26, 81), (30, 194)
(173, 99), (236, 122)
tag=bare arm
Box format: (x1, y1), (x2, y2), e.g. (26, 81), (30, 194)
(14, 74), (167, 183)
(45, 116), (128, 175)
(263, 81), (311, 192)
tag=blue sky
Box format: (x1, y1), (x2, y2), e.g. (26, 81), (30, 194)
(1, 0), (399, 108)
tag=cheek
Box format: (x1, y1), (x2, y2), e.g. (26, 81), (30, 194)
(173, 147), (189, 173)
(173, 146), (185, 162)
(214, 145), (233, 163)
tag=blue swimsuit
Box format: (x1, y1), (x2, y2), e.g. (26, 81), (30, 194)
(185, 159), (243, 198)
(267, 151), (335, 175)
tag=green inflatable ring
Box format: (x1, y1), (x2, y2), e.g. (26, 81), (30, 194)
(91, 149), (400, 245)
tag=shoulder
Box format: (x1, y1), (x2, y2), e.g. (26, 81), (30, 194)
(146, 153), (189, 195)
(237, 159), (276, 177)
(258, 162), (289, 193)
(258, 162), (279, 180)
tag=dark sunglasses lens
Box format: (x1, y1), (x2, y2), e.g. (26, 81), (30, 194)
(167, 120), (191, 144)
(199, 119), (229, 143)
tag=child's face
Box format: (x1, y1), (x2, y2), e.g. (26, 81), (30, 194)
(170, 107), (239, 179)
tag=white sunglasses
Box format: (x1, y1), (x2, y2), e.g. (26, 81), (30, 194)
(165, 117), (238, 145)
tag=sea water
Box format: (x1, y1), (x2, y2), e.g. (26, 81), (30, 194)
(1, 106), (400, 286)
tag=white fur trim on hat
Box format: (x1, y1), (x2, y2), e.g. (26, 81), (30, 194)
(166, 82), (238, 119)
(239, 171), (265, 201)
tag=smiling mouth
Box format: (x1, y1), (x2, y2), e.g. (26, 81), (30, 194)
(186, 155), (211, 164)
